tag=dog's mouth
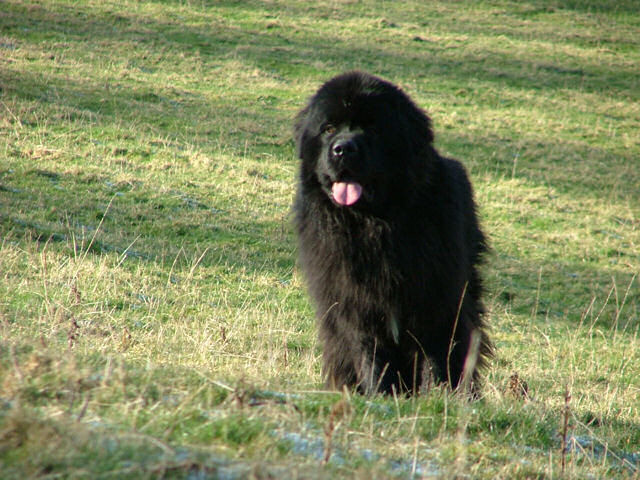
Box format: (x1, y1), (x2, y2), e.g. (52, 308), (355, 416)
(331, 181), (362, 206)
(319, 171), (367, 207)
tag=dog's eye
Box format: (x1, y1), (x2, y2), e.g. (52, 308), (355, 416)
(322, 124), (336, 135)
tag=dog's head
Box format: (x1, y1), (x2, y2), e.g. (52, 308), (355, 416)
(294, 71), (434, 211)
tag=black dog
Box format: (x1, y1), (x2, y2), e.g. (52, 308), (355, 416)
(293, 72), (491, 395)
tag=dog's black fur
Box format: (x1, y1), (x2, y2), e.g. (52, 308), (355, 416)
(293, 71), (491, 395)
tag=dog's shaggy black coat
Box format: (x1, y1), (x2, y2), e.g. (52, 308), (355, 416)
(293, 72), (492, 395)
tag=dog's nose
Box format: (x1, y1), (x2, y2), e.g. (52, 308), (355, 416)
(331, 138), (357, 159)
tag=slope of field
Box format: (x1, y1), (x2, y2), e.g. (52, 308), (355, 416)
(1, 1), (638, 477)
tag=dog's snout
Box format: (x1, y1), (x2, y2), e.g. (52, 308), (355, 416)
(331, 138), (358, 159)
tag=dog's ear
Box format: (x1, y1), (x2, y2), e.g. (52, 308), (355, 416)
(402, 98), (434, 147)
(293, 105), (310, 159)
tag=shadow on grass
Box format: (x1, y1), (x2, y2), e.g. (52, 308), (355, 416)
(0, 166), (295, 276)
(524, 0), (640, 14)
(2, 1), (637, 161)
(9, 1), (639, 95)
(3, 1), (638, 103)
(487, 253), (639, 329)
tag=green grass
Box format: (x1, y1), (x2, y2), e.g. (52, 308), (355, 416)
(1, 0), (639, 477)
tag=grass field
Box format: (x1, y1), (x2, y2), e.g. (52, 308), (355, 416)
(1, 0), (639, 478)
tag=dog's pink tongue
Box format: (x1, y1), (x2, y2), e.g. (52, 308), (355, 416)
(332, 182), (362, 206)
